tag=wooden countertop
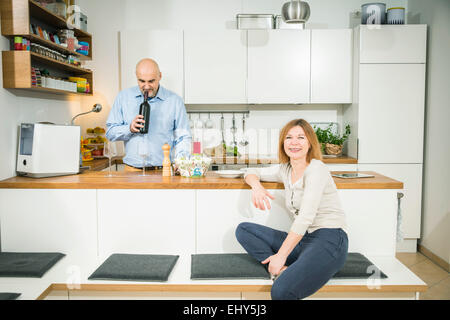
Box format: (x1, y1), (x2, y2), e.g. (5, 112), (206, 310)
(0, 171), (402, 190)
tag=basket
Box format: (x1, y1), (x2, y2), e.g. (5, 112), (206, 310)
(325, 143), (343, 156)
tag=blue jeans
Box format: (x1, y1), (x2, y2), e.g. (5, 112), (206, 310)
(235, 222), (348, 300)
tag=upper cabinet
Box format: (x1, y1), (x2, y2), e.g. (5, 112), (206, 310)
(310, 29), (353, 104)
(357, 63), (426, 164)
(359, 25), (427, 63)
(120, 30), (184, 98)
(184, 30), (247, 104)
(247, 30), (311, 104)
(183, 28), (353, 104)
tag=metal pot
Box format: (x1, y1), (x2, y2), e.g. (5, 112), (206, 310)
(361, 2), (386, 24)
(281, 0), (310, 24)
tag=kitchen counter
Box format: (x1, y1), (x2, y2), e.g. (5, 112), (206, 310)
(0, 170), (402, 189)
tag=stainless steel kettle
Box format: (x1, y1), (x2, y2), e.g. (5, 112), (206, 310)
(281, 0), (311, 23)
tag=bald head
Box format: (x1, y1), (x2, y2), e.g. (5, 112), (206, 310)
(136, 58), (160, 74)
(135, 58), (162, 97)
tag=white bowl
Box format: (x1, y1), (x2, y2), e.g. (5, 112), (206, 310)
(215, 170), (244, 178)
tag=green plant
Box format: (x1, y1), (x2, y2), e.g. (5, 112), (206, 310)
(314, 124), (351, 146)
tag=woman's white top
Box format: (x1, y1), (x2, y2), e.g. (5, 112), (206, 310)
(244, 159), (348, 236)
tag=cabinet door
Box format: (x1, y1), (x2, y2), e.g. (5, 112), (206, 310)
(326, 164), (357, 172)
(184, 30), (247, 104)
(357, 164), (422, 239)
(359, 25), (427, 63)
(358, 64), (425, 163)
(248, 30), (311, 104)
(0, 189), (98, 257)
(311, 29), (353, 103)
(97, 189), (196, 260)
(196, 189), (292, 253)
(120, 30), (184, 98)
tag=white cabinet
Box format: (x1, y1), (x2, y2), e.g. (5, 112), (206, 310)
(326, 164), (357, 172)
(196, 188), (398, 256)
(247, 30), (311, 104)
(120, 30), (184, 98)
(196, 189), (291, 253)
(311, 29), (353, 103)
(357, 63), (426, 164)
(184, 30), (247, 104)
(359, 25), (427, 63)
(0, 189), (98, 258)
(357, 164), (423, 239)
(352, 25), (427, 252)
(97, 189), (196, 260)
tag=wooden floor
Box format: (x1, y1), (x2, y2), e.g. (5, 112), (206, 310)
(396, 252), (449, 300)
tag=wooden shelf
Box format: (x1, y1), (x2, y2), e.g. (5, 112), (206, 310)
(29, 0), (92, 39)
(0, 0), (94, 97)
(25, 33), (90, 60)
(28, 85), (93, 96)
(30, 51), (92, 74)
(2, 50), (93, 96)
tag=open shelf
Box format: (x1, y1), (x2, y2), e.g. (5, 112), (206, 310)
(28, 85), (93, 96)
(30, 51), (92, 74)
(29, 0), (92, 39)
(2, 50), (93, 96)
(0, 0), (94, 97)
(27, 33), (91, 60)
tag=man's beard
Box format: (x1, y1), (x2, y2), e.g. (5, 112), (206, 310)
(143, 85), (159, 98)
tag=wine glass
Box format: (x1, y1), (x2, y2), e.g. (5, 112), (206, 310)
(138, 138), (149, 176)
(103, 141), (117, 177)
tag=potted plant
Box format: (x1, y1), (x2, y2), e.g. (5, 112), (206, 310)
(314, 124), (351, 156)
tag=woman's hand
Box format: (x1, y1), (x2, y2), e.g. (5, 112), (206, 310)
(262, 253), (287, 276)
(251, 185), (275, 211)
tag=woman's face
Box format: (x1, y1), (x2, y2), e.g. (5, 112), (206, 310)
(284, 126), (310, 161)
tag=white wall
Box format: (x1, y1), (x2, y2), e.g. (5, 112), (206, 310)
(408, 0), (450, 267)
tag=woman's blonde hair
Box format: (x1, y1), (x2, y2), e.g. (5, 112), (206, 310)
(278, 119), (323, 164)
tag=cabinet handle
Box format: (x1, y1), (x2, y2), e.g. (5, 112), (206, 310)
(397, 192), (404, 242)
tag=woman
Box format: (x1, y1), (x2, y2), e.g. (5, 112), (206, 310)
(235, 119), (348, 300)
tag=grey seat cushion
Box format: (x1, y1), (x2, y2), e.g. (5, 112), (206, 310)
(191, 253), (270, 280)
(88, 254), (179, 282)
(0, 293), (21, 300)
(0, 252), (65, 278)
(333, 252), (388, 279)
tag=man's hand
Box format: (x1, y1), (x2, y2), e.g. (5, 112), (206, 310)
(130, 115), (145, 133)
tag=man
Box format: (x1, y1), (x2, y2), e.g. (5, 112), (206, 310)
(106, 58), (191, 170)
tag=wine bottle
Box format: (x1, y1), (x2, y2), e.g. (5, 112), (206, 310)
(139, 90), (150, 134)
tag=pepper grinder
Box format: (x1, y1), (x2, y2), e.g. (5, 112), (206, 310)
(162, 143), (171, 176)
